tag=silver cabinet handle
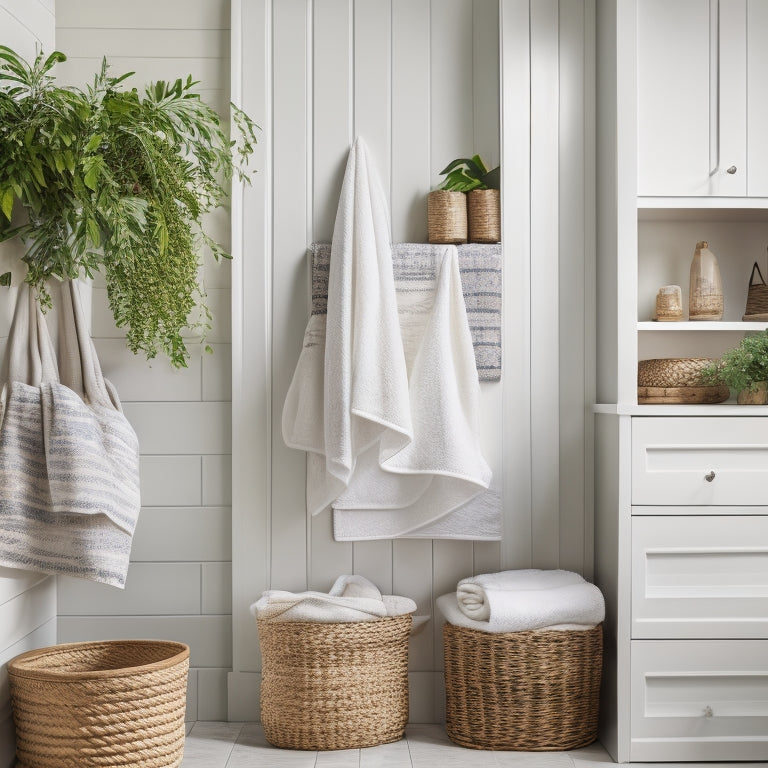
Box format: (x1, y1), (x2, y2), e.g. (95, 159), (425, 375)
(705, 471), (716, 482)
(726, 165), (737, 174)
(703, 705), (714, 718)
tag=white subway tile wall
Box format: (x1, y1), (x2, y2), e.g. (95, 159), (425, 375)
(53, 0), (233, 721)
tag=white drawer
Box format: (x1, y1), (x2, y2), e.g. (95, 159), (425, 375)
(632, 516), (768, 639)
(631, 640), (768, 762)
(632, 417), (768, 505)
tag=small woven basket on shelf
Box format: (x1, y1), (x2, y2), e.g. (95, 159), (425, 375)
(258, 615), (411, 751)
(743, 262), (768, 321)
(428, 190), (467, 244)
(8, 640), (189, 768)
(637, 357), (729, 404)
(443, 623), (602, 751)
(467, 189), (500, 243)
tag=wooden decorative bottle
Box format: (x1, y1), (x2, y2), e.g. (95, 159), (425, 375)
(688, 240), (723, 320)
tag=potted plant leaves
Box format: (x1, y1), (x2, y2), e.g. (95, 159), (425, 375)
(701, 330), (768, 404)
(0, 46), (258, 368)
(428, 154), (500, 244)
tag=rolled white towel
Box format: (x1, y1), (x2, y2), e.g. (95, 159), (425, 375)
(455, 569), (605, 631)
(437, 592), (600, 634)
(250, 574), (417, 623)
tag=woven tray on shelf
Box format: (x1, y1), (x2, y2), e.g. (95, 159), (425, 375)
(8, 640), (189, 768)
(258, 615), (411, 751)
(443, 623), (602, 751)
(637, 358), (729, 404)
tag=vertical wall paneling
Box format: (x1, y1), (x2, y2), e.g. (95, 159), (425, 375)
(391, 0), (431, 243)
(558, 0), (594, 577)
(500, 0), (533, 569)
(269, 0), (312, 593)
(0, 2), (56, 765)
(231, 0), (594, 721)
(229, 0), (271, 718)
(529, 0), (561, 568)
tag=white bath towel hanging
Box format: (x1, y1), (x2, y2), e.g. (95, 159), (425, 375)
(282, 136), (412, 515)
(282, 137), (495, 539)
(333, 244), (494, 539)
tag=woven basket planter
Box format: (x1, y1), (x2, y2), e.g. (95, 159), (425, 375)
(428, 190), (467, 244)
(443, 623), (602, 751)
(258, 615), (411, 750)
(8, 640), (189, 768)
(467, 189), (500, 243)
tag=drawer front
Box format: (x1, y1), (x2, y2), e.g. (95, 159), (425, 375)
(631, 640), (768, 762)
(632, 516), (768, 639)
(632, 417), (768, 505)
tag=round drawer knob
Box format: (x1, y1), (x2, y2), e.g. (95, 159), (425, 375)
(705, 471), (716, 482)
(726, 165), (738, 174)
(703, 705), (714, 718)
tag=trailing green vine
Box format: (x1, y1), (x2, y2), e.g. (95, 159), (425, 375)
(0, 47), (258, 368)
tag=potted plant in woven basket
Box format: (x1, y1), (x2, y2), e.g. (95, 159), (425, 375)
(702, 331), (768, 404)
(428, 154), (500, 244)
(0, 46), (258, 368)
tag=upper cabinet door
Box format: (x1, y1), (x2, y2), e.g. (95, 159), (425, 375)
(746, 0), (768, 196)
(637, 0), (747, 197)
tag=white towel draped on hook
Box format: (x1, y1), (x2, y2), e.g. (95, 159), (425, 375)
(282, 137), (496, 540)
(283, 136), (412, 516)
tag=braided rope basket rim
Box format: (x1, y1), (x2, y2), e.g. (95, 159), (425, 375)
(8, 640), (189, 768)
(258, 615), (411, 751)
(637, 357), (715, 388)
(443, 623), (602, 751)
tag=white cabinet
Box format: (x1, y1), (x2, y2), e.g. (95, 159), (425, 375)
(596, 1), (768, 761)
(637, 0), (768, 197)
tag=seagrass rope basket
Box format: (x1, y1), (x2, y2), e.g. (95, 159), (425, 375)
(428, 190), (468, 244)
(258, 615), (411, 751)
(467, 189), (500, 243)
(637, 357), (729, 404)
(8, 640), (189, 768)
(443, 623), (603, 751)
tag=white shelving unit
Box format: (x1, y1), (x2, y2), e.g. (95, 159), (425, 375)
(596, 0), (768, 762)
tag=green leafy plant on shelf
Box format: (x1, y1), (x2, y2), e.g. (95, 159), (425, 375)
(702, 330), (768, 396)
(438, 154), (500, 192)
(0, 46), (258, 368)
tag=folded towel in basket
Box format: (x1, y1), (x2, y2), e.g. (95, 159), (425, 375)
(251, 574), (417, 623)
(447, 569), (605, 632)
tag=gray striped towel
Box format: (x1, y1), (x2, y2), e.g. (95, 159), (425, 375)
(310, 242), (502, 381)
(0, 282), (140, 588)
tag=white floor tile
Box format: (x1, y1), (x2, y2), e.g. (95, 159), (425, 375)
(178, 722), (768, 768)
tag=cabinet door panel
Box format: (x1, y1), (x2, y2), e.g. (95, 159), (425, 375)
(631, 640), (768, 762)
(632, 515), (768, 638)
(637, 0), (747, 196)
(632, 417), (768, 505)
(747, 0), (768, 195)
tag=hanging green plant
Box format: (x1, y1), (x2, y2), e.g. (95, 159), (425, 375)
(0, 46), (258, 368)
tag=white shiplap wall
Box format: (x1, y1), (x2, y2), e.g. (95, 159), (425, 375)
(53, 0), (233, 721)
(230, 0), (595, 722)
(0, 4), (58, 765)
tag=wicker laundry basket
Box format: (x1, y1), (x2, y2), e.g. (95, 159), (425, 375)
(443, 623), (602, 751)
(8, 640), (189, 768)
(258, 615), (411, 750)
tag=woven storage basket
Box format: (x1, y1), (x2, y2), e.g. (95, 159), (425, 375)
(8, 640), (189, 768)
(443, 623), (602, 751)
(743, 262), (768, 321)
(637, 357), (729, 404)
(258, 615), (411, 750)
(467, 189), (500, 243)
(428, 190), (467, 244)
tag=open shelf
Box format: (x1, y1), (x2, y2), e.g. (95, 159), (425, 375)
(638, 321), (768, 331)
